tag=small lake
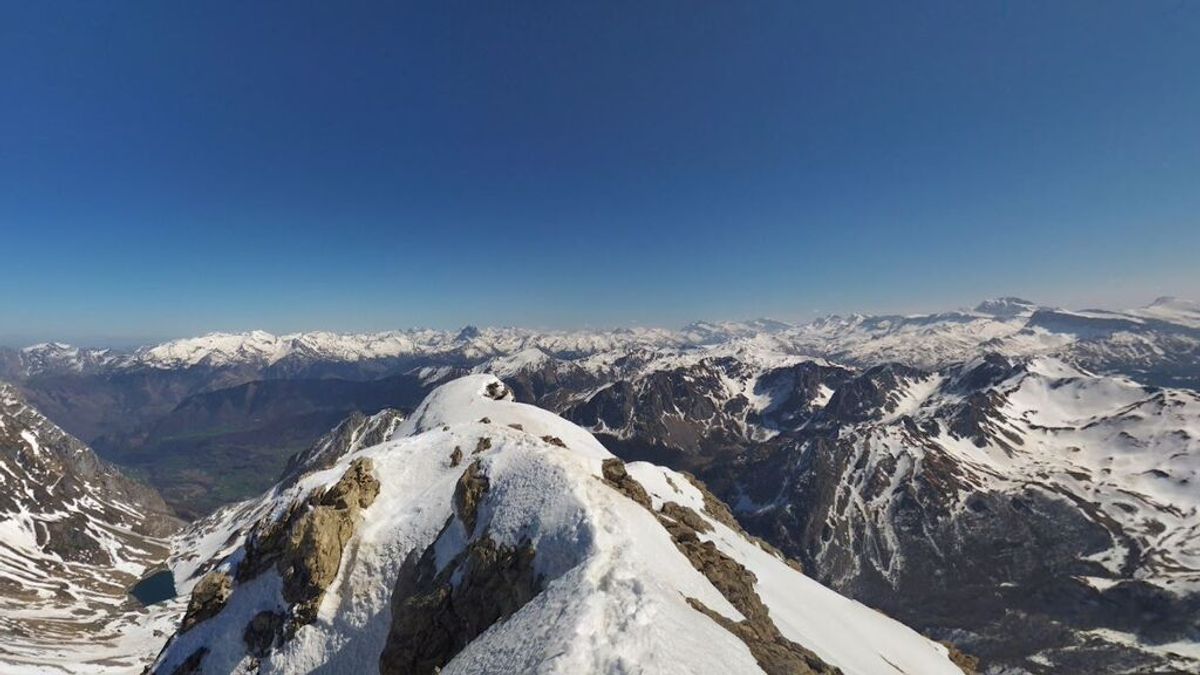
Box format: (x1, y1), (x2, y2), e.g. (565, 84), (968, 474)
(130, 569), (177, 606)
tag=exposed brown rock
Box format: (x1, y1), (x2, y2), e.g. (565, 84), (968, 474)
(474, 436), (492, 454)
(280, 458), (382, 624)
(661, 487), (838, 675)
(40, 512), (111, 565)
(152, 458), (383, 670)
(484, 380), (510, 400)
(686, 598), (835, 675)
(540, 435), (567, 448)
(479, 416), (492, 424)
(179, 571), (232, 633)
(676, 470), (804, 571)
(454, 460), (490, 534)
(508, 423), (524, 431)
(236, 503), (298, 583)
(660, 501), (713, 534)
(380, 525), (539, 675)
(942, 641), (981, 674)
(449, 446), (463, 467)
(235, 458), (381, 631)
(317, 457), (380, 510)
(278, 504), (358, 624)
(601, 458), (652, 509)
(244, 610), (285, 657)
(677, 538), (765, 623)
(664, 474), (680, 492)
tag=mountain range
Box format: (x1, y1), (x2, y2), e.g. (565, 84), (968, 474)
(5, 296), (1195, 517)
(1, 297), (1198, 673)
(5, 296), (1198, 381)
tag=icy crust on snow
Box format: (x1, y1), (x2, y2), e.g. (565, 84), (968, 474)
(153, 375), (960, 675)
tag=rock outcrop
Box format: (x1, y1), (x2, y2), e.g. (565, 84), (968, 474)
(380, 525), (540, 675)
(180, 572), (233, 633)
(154, 457), (381, 671)
(147, 375), (970, 675)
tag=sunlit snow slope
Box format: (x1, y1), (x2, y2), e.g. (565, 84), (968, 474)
(152, 375), (964, 674)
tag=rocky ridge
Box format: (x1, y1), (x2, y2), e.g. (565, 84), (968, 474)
(501, 351), (1200, 672)
(149, 375), (964, 674)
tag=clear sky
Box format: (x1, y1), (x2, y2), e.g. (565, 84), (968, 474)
(2, 2), (1198, 345)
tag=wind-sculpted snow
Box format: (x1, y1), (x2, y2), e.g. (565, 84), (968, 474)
(150, 375), (962, 674)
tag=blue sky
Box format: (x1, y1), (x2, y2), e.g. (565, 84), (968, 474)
(2, 2), (1198, 344)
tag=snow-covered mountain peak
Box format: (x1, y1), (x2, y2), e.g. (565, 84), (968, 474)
(12, 342), (118, 376)
(150, 375), (963, 674)
(394, 374), (614, 462)
(973, 296), (1041, 317)
(1149, 295), (1193, 309)
(680, 318), (794, 344)
(7, 296), (1196, 385)
(135, 330), (288, 368)
(20, 341), (74, 353)
(1136, 296), (1200, 328)
(470, 347), (555, 378)
(454, 325), (482, 342)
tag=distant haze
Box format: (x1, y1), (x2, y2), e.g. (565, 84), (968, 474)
(2, 294), (1196, 350)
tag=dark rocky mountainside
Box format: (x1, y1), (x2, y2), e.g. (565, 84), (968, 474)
(0, 383), (182, 671)
(0, 383), (179, 542)
(504, 353), (1200, 673)
(3, 298), (1198, 672)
